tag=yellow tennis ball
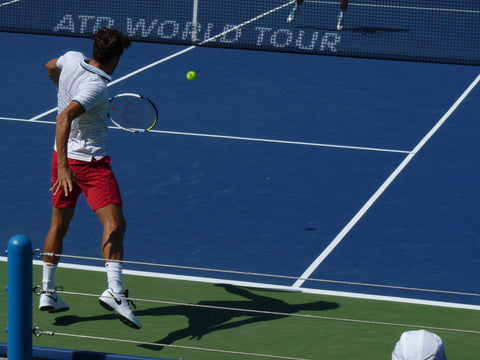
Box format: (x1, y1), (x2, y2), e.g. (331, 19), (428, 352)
(186, 71), (196, 81)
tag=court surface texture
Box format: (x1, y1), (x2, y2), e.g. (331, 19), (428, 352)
(1, 13), (480, 360)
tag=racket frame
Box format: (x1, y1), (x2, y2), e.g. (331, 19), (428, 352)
(107, 93), (158, 133)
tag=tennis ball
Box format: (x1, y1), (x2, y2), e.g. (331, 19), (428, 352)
(186, 71), (196, 81)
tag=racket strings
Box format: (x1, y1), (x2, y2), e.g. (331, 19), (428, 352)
(108, 94), (158, 133)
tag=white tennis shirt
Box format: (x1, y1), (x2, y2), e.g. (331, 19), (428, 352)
(54, 51), (112, 161)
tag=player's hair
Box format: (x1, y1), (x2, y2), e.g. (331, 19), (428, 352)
(92, 28), (131, 64)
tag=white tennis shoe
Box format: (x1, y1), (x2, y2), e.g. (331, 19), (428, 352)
(39, 291), (70, 313)
(99, 288), (142, 329)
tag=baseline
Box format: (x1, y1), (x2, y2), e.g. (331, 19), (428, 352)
(2, 253), (480, 310)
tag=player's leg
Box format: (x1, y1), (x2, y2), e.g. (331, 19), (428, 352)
(39, 206), (74, 313)
(287, 0), (305, 22)
(96, 202), (126, 261)
(78, 156), (140, 328)
(43, 207), (75, 264)
(96, 203), (141, 329)
(337, 0), (349, 30)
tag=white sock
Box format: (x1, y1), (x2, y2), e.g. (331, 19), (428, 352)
(106, 262), (123, 294)
(42, 262), (57, 291)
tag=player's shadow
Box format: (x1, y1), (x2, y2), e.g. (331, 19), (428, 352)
(349, 26), (409, 35)
(138, 284), (339, 351)
(54, 312), (119, 326)
(53, 284), (339, 351)
(297, 25), (409, 34)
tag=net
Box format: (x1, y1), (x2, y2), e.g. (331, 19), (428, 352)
(1, 0), (479, 65)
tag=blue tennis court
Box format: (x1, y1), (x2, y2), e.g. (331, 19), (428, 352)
(1, 28), (479, 302)
(1, 0), (480, 359)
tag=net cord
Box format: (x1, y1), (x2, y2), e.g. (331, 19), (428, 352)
(36, 250), (480, 299)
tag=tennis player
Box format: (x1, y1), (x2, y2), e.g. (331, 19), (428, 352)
(287, 0), (349, 30)
(39, 28), (141, 330)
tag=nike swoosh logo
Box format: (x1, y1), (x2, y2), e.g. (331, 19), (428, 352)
(46, 294), (58, 303)
(108, 291), (123, 305)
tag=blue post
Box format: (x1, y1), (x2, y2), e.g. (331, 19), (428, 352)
(7, 235), (33, 360)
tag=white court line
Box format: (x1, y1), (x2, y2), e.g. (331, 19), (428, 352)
(0, 117), (57, 125)
(33, 259), (480, 311)
(292, 73), (480, 289)
(0, 0), (410, 156)
(309, 0), (480, 14)
(1, 256), (479, 310)
(0, 0), (20, 7)
(0, 116), (27, 122)
(151, 129), (411, 154)
(27, 46), (197, 121)
(0, 117), (411, 154)
(28, 1), (293, 122)
(109, 46), (197, 87)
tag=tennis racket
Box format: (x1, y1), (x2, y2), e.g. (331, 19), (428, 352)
(107, 93), (158, 133)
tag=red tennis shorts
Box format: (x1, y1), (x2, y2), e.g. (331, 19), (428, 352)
(51, 151), (123, 211)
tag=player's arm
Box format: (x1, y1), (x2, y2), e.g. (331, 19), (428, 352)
(51, 101), (85, 196)
(46, 58), (60, 89)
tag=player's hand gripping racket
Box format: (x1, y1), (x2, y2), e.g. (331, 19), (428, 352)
(107, 93), (158, 133)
